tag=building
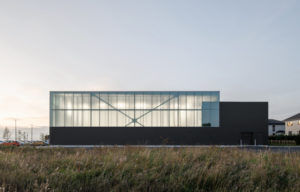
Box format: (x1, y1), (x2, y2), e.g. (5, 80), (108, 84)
(50, 91), (268, 145)
(268, 119), (285, 136)
(284, 113), (300, 135)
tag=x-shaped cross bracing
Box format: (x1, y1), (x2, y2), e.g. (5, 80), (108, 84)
(91, 93), (179, 127)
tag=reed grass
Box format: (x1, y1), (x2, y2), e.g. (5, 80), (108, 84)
(0, 147), (300, 191)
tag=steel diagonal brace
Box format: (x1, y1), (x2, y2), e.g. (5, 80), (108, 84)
(125, 94), (179, 127)
(91, 93), (144, 127)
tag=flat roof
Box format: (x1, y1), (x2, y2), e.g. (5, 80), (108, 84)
(50, 91), (220, 94)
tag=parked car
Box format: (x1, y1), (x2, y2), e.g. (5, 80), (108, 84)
(32, 141), (46, 146)
(1, 141), (20, 147)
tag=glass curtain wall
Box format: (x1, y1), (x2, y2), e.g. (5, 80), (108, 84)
(50, 91), (220, 127)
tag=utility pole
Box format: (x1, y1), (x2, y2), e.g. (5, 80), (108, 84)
(14, 119), (17, 141)
(31, 125), (33, 143)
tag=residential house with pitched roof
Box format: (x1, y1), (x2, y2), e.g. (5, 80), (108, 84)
(284, 113), (300, 135)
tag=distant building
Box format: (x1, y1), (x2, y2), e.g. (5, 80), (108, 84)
(284, 113), (300, 135)
(49, 91), (268, 145)
(268, 119), (285, 136)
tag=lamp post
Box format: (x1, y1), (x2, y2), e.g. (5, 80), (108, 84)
(14, 119), (17, 141)
(31, 124), (33, 143)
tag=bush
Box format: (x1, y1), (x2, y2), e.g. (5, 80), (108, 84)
(269, 135), (300, 145)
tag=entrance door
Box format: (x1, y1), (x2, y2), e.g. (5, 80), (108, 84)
(240, 132), (254, 145)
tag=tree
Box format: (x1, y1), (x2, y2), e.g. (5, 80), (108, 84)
(3, 127), (11, 141)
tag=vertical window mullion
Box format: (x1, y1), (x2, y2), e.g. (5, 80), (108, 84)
(90, 93), (92, 127)
(63, 93), (65, 127)
(116, 95), (118, 127)
(134, 93), (135, 127)
(177, 93), (179, 127)
(81, 93), (83, 127)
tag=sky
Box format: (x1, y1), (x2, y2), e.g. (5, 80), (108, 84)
(0, 0), (299, 129)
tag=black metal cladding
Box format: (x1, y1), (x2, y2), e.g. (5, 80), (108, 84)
(50, 102), (268, 145)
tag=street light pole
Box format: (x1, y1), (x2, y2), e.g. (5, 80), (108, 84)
(14, 119), (17, 141)
(31, 125), (33, 143)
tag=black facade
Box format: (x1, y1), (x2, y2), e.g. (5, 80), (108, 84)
(50, 102), (268, 145)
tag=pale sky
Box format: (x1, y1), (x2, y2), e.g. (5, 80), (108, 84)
(0, 0), (299, 128)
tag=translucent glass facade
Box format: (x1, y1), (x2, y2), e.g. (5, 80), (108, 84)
(50, 91), (220, 127)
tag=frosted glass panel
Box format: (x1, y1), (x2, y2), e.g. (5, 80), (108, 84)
(179, 95), (186, 109)
(74, 111), (82, 126)
(50, 91), (219, 127)
(203, 94), (211, 102)
(117, 112), (126, 126)
(144, 112), (152, 126)
(109, 111), (117, 126)
(143, 95), (152, 109)
(211, 93), (219, 102)
(125, 111), (134, 126)
(54, 94), (64, 109)
(65, 110), (73, 126)
(50, 110), (55, 127)
(135, 110), (143, 126)
(169, 98), (178, 109)
(187, 111), (194, 127)
(161, 111), (169, 126)
(55, 110), (64, 127)
(152, 95), (161, 109)
(83, 110), (90, 126)
(91, 94), (100, 109)
(74, 94), (82, 109)
(179, 110), (186, 127)
(135, 95), (144, 109)
(195, 94), (203, 109)
(117, 95), (126, 109)
(170, 110), (178, 127)
(82, 94), (90, 109)
(65, 94), (73, 109)
(152, 110), (160, 126)
(195, 110), (202, 127)
(100, 111), (109, 126)
(109, 95), (118, 109)
(125, 95), (134, 109)
(99, 94), (109, 109)
(160, 95), (170, 109)
(186, 95), (195, 109)
(92, 111), (100, 126)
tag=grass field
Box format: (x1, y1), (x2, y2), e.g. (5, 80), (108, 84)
(0, 147), (300, 191)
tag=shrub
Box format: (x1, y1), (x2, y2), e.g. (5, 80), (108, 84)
(269, 135), (300, 145)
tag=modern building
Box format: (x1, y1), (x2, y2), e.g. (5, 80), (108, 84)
(268, 119), (285, 136)
(50, 91), (268, 145)
(284, 113), (300, 135)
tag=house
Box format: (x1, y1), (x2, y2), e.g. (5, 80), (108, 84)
(284, 113), (300, 135)
(50, 91), (268, 145)
(268, 119), (285, 136)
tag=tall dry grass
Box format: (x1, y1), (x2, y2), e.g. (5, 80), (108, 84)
(0, 147), (299, 191)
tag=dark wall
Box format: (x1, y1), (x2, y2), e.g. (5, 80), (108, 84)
(50, 102), (268, 145)
(219, 102), (268, 145)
